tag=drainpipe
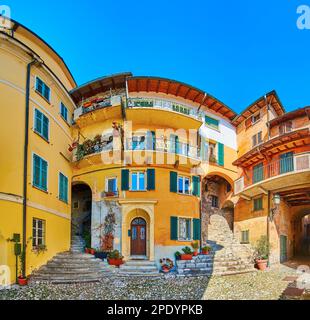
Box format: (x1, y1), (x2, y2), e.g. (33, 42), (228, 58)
(22, 58), (37, 278)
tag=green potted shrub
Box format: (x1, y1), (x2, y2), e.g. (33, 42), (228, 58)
(191, 241), (199, 256)
(201, 245), (211, 255)
(175, 251), (181, 260)
(180, 246), (193, 260)
(255, 235), (269, 271)
(107, 250), (124, 267)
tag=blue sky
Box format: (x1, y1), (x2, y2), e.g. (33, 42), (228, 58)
(4, 0), (310, 113)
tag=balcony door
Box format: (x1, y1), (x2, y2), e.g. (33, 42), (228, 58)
(280, 152), (294, 174)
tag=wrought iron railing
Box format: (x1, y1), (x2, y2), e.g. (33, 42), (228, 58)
(127, 97), (204, 120)
(234, 153), (310, 193)
(125, 137), (201, 159)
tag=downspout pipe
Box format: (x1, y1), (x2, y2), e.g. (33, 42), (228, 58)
(22, 58), (37, 278)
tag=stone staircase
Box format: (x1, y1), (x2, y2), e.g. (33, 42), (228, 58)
(70, 235), (85, 253)
(30, 236), (115, 284)
(177, 214), (256, 276)
(119, 260), (160, 276)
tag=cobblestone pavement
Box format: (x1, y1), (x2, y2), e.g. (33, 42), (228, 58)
(0, 275), (210, 300)
(1, 265), (308, 300)
(203, 264), (304, 300)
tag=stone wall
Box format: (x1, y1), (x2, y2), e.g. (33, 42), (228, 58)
(91, 200), (122, 252)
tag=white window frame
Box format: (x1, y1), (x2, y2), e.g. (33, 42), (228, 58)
(251, 112), (261, 125)
(178, 217), (193, 241)
(105, 176), (118, 193)
(35, 76), (51, 103)
(130, 171), (146, 191)
(32, 218), (46, 248)
(177, 175), (191, 195)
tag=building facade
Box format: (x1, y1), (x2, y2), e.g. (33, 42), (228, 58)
(0, 18), (309, 283)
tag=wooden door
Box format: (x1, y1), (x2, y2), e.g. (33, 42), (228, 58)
(131, 218), (146, 256)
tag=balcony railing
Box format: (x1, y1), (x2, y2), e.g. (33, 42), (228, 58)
(73, 96), (123, 121)
(125, 138), (201, 159)
(234, 153), (310, 194)
(127, 98), (204, 121)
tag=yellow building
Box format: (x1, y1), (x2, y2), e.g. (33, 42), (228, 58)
(2, 18), (308, 283)
(0, 19), (76, 282)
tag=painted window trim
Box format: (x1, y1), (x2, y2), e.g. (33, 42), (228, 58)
(241, 230), (250, 244)
(130, 171), (147, 192)
(105, 176), (118, 193)
(35, 76), (51, 103)
(58, 171), (69, 203)
(32, 218), (46, 248)
(32, 152), (49, 193)
(33, 107), (50, 142)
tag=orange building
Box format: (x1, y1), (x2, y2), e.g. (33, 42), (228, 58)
(233, 93), (310, 264)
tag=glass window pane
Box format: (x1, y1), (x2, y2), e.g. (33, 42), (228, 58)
(178, 177), (183, 193)
(139, 172), (145, 190)
(131, 173), (138, 190)
(184, 178), (190, 194)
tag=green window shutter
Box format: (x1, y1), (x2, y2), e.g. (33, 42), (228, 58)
(42, 115), (49, 140)
(121, 169), (129, 191)
(41, 159), (48, 191)
(170, 171), (177, 193)
(192, 176), (200, 196)
(193, 219), (201, 240)
(218, 143), (224, 166)
(147, 169), (155, 190)
(254, 197), (263, 211)
(205, 116), (219, 129)
(170, 216), (178, 240)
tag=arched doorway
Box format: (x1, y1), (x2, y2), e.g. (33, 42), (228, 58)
(201, 174), (234, 242)
(71, 183), (92, 247)
(130, 217), (147, 256)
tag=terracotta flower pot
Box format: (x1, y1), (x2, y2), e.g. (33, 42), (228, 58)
(202, 250), (209, 255)
(180, 254), (193, 261)
(162, 267), (170, 273)
(193, 251), (198, 256)
(108, 258), (123, 267)
(256, 259), (268, 271)
(18, 277), (28, 286)
(89, 249), (95, 255)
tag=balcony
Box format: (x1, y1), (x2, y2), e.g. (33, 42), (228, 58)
(126, 98), (204, 129)
(73, 96), (123, 127)
(125, 137), (201, 160)
(234, 153), (310, 197)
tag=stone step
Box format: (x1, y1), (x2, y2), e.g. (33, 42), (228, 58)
(124, 260), (158, 266)
(39, 266), (105, 273)
(120, 265), (158, 271)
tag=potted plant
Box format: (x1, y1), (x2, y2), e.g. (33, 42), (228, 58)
(17, 237), (32, 286)
(94, 251), (108, 260)
(85, 248), (90, 254)
(89, 248), (96, 255)
(255, 235), (269, 271)
(191, 241), (199, 256)
(180, 246), (193, 260)
(175, 251), (181, 260)
(107, 250), (124, 267)
(201, 245), (211, 255)
(160, 258), (174, 273)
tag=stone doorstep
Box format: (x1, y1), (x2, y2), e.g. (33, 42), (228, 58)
(282, 287), (305, 297)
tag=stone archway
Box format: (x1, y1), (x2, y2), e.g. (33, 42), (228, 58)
(71, 182), (92, 247)
(201, 174), (234, 243)
(119, 200), (157, 261)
